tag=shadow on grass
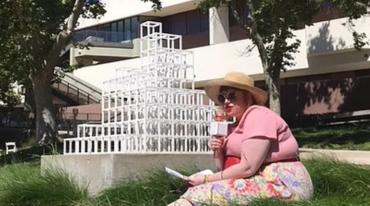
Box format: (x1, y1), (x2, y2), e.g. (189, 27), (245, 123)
(293, 123), (370, 150)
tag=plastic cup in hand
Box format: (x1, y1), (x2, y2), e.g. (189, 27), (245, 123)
(214, 106), (226, 122)
(210, 107), (228, 137)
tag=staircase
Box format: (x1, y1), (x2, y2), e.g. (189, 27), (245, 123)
(52, 68), (101, 105)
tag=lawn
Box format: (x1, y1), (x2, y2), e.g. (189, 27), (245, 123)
(0, 123), (369, 205)
(293, 123), (370, 150)
(0, 158), (369, 206)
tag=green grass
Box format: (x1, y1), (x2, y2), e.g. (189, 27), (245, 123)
(94, 170), (188, 206)
(0, 158), (369, 205)
(293, 123), (370, 150)
(0, 162), (90, 206)
(97, 158), (370, 206)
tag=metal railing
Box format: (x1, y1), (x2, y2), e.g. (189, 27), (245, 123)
(52, 78), (100, 105)
(55, 68), (101, 101)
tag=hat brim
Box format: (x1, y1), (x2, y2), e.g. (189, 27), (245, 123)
(204, 79), (268, 105)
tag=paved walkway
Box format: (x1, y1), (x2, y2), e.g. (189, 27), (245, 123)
(300, 148), (370, 165)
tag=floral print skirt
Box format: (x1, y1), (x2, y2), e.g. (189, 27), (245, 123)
(181, 161), (313, 206)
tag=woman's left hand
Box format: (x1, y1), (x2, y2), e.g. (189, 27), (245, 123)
(186, 175), (206, 186)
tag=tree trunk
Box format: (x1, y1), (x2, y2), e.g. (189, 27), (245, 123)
(28, 0), (85, 145)
(266, 69), (281, 115)
(31, 72), (57, 145)
(240, 2), (282, 114)
(24, 86), (36, 120)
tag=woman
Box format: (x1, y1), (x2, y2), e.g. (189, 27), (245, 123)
(169, 72), (313, 206)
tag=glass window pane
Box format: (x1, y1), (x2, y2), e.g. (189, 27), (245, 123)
(117, 21), (124, 41)
(187, 10), (200, 34)
(162, 18), (170, 33)
(124, 18), (131, 40)
(200, 11), (209, 32)
(118, 21), (124, 32)
(229, 6), (238, 26)
(96, 23), (110, 41)
(111, 22), (117, 42)
(111, 22), (117, 32)
(131, 17), (138, 39)
(172, 13), (186, 35)
(98, 24), (110, 31)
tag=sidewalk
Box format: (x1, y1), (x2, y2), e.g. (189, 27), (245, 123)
(300, 148), (370, 165)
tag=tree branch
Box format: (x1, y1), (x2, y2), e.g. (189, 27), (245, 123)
(245, 0), (269, 73)
(67, 0), (85, 32)
(43, 0), (84, 78)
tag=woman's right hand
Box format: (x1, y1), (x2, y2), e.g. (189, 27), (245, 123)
(208, 136), (225, 151)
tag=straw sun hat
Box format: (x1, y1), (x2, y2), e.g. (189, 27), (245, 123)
(204, 72), (268, 105)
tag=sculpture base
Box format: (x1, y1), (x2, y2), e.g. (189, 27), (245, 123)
(41, 153), (214, 195)
(41, 149), (370, 195)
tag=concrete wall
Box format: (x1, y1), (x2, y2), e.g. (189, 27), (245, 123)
(306, 16), (370, 56)
(209, 5), (229, 44)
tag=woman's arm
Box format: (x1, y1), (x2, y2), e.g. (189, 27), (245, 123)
(213, 148), (225, 171)
(206, 138), (270, 183)
(188, 137), (271, 185)
(208, 136), (226, 171)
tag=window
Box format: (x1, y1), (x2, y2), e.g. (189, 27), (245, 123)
(187, 10), (201, 34)
(118, 21), (124, 41)
(228, 2), (249, 26)
(131, 17), (139, 39)
(200, 11), (209, 32)
(172, 13), (186, 35)
(97, 23), (110, 31)
(161, 9), (209, 35)
(124, 18), (131, 40)
(162, 16), (173, 33)
(111, 22), (117, 32)
(111, 22), (117, 41)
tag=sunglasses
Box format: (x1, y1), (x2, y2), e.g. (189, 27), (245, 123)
(217, 91), (237, 104)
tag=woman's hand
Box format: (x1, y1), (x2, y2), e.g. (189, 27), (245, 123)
(208, 136), (225, 151)
(186, 175), (206, 186)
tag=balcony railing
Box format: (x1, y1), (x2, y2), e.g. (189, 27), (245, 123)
(73, 30), (134, 44)
(52, 78), (100, 105)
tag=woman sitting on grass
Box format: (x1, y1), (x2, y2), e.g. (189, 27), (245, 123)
(169, 72), (313, 206)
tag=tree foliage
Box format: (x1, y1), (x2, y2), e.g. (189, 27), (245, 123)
(0, 0), (106, 144)
(0, 0), (160, 144)
(0, 73), (20, 107)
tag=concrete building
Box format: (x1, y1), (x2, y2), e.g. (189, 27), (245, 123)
(69, 0), (370, 126)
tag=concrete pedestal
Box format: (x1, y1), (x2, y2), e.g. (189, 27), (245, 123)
(41, 153), (214, 195)
(41, 149), (370, 195)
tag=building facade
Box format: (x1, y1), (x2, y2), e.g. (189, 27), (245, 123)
(70, 0), (370, 126)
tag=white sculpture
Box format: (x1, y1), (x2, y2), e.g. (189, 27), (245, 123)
(63, 21), (214, 154)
